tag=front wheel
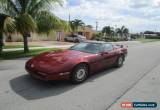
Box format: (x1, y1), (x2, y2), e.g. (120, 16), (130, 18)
(114, 55), (124, 67)
(71, 64), (88, 84)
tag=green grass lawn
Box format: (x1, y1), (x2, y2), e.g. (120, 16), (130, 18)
(136, 38), (160, 43)
(3, 45), (42, 49)
(0, 48), (59, 60)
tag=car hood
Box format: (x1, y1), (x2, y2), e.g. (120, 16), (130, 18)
(29, 50), (91, 73)
(36, 50), (91, 62)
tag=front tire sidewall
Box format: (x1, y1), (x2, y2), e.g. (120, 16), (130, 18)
(71, 64), (88, 84)
(115, 56), (124, 67)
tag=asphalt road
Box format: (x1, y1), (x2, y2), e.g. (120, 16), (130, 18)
(0, 42), (160, 110)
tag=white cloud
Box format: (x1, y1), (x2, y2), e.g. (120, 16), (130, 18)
(52, 0), (160, 33)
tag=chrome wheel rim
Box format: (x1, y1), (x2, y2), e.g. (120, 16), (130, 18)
(118, 57), (123, 65)
(76, 69), (86, 80)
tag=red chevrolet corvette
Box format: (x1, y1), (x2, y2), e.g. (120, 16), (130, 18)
(25, 41), (127, 83)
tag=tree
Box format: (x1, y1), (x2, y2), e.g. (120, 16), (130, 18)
(0, 13), (15, 54)
(36, 11), (70, 35)
(102, 26), (114, 38)
(86, 25), (93, 28)
(116, 26), (129, 39)
(70, 19), (85, 34)
(92, 32), (103, 41)
(0, 0), (67, 53)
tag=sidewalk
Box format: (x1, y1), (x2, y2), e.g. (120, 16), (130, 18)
(5, 41), (74, 47)
(4, 41), (141, 52)
(108, 63), (160, 110)
(3, 45), (74, 51)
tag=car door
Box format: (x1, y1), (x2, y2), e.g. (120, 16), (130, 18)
(67, 36), (74, 41)
(72, 35), (78, 42)
(101, 43), (117, 67)
(88, 44), (107, 72)
(90, 53), (107, 72)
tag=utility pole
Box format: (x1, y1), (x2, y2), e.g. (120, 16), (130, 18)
(69, 13), (71, 22)
(68, 7), (71, 22)
(96, 21), (98, 31)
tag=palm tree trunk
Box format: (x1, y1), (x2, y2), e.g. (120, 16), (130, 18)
(23, 35), (29, 53)
(110, 34), (112, 39)
(0, 32), (4, 54)
(121, 33), (123, 40)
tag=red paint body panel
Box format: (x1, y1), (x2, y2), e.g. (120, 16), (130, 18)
(25, 46), (127, 81)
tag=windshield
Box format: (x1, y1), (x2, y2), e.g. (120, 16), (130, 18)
(69, 42), (101, 54)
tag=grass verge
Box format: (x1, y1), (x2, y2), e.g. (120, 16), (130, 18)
(3, 45), (42, 49)
(0, 48), (59, 60)
(136, 38), (160, 43)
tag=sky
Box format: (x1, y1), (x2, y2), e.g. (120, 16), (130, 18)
(53, 0), (160, 33)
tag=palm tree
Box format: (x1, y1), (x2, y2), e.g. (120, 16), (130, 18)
(102, 26), (114, 38)
(86, 25), (93, 29)
(36, 11), (70, 35)
(116, 26), (129, 40)
(70, 19), (85, 34)
(0, 0), (68, 53)
(0, 13), (15, 54)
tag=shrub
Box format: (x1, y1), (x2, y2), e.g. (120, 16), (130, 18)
(145, 36), (160, 39)
(104, 37), (122, 42)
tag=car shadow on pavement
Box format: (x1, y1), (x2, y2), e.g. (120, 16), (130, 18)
(9, 67), (118, 100)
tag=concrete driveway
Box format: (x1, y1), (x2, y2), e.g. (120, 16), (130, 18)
(0, 41), (160, 110)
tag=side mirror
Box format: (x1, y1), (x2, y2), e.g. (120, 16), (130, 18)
(100, 51), (109, 56)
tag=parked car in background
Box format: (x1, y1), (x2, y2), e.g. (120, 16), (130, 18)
(64, 34), (86, 43)
(25, 41), (128, 84)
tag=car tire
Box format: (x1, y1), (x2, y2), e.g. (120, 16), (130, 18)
(114, 55), (124, 67)
(64, 38), (68, 42)
(74, 39), (80, 43)
(71, 64), (88, 84)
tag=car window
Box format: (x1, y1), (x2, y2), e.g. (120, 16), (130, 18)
(67, 35), (75, 37)
(102, 44), (113, 52)
(72, 35), (77, 37)
(69, 42), (101, 54)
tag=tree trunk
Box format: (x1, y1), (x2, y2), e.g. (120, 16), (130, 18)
(7, 34), (12, 42)
(121, 33), (123, 40)
(110, 34), (112, 39)
(0, 32), (4, 55)
(23, 35), (29, 53)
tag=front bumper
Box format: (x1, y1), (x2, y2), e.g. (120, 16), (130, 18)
(25, 65), (70, 81)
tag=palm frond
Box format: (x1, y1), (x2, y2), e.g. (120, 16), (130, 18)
(3, 16), (16, 33)
(123, 28), (129, 34)
(58, 20), (71, 32)
(70, 19), (85, 32)
(7, 0), (19, 13)
(16, 13), (36, 35)
(36, 11), (69, 33)
(0, 0), (20, 16)
(16, 0), (30, 13)
(0, 13), (15, 33)
(0, 13), (6, 32)
(28, 0), (62, 17)
(70, 21), (76, 32)
(116, 28), (121, 33)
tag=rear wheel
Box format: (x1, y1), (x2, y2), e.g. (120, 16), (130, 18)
(74, 39), (80, 43)
(114, 55), (124, 67)
(64, 38), (68, 42)
(71, 64), (88, 84)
